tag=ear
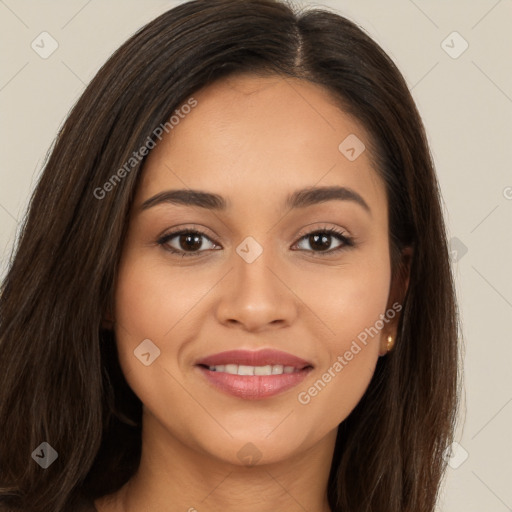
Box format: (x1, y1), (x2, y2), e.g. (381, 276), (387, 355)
(379, 246), (413, 356)
(101, 307), (115, 331)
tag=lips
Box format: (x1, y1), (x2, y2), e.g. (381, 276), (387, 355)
(195, 349), (314, 400)
(196, 349), (313, 369)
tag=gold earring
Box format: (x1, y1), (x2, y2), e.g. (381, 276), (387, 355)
(386, 335), (394, 353)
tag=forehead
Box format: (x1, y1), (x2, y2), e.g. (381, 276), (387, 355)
(135, 73), (386, 215)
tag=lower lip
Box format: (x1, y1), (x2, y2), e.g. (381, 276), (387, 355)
(196, 366), (313, 400)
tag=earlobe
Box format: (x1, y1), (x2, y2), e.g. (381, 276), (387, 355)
(379, 333), (395, 356)
(379, 246), (413, 357)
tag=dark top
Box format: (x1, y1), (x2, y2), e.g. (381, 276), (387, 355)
(0, 494), (98, 511)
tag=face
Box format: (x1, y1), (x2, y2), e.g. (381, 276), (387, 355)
(113, 73), (402, 467)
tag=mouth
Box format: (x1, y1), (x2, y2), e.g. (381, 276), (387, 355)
(195, 349), (314, 400)
(198, 363), (308, 375)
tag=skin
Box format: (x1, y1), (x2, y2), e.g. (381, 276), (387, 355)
(96, 73), (409, 512)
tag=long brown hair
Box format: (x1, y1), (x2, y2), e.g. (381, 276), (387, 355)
(0, 1), (460, 510)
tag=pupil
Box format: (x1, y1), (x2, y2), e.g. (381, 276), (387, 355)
(310, 233), (330, 251)
(181, 233), (201, 251)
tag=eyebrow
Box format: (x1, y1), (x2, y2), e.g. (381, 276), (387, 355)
(141, 185), (371, 214)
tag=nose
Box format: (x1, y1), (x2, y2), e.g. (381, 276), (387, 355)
(214, 240), (298, 333)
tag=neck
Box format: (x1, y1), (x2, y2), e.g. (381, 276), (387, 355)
(104, 408), (336, 512)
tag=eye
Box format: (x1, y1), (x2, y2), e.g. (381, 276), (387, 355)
(157, 229), (219, 257)
(293, 226), (354, 255)
(157, 225), (355, 258)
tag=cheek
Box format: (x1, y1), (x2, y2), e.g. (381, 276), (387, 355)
(114, 251), (207, 341)
(329, 263), (391, 345)
(296, 249), (391, 423)
(112, 253), (241, 456)
(112, 254), (178, 396)
(112, 256), (194, 429)
(296, 243), (391, 354)
(112, 252), (214, 401)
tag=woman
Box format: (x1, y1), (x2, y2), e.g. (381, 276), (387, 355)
(0, 0), (460, 511)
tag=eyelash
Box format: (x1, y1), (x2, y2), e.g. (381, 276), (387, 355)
(156, 225), (355, 258)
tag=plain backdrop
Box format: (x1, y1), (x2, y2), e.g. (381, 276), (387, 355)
(1, 1), (511, 511)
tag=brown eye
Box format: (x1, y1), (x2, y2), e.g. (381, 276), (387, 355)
(157, 230), (219, 257)
(294, 228), (354, 254)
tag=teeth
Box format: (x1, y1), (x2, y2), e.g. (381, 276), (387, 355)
(238, 365), (255, 375)
(272, 364), (284, 374)
(225, 364), (238, 374)
(208, 364), (298, 375)
(254, 365), (272, 375)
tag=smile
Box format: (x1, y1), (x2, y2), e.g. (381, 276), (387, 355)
(195, 349), (314, 400)
(206, 364), (302, 375)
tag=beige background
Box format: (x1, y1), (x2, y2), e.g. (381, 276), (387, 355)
(1, 1), (511, 510)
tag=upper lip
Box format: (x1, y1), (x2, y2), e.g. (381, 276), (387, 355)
(196, 349), (313, 369)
